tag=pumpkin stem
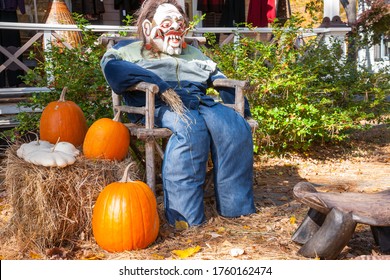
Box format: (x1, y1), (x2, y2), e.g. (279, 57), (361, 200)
(119, 163), (135, 183)
(59, 87), (68, 102)
(113, 110), (121, 122)
(51, 137), (61, 152)
(32, 131), (40, 145)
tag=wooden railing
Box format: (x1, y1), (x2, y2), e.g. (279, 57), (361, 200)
(1, 22), (351, 80)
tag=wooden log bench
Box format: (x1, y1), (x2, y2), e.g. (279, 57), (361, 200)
(292, 181), (390, 259)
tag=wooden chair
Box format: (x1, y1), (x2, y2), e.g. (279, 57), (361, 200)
(100, 36), (258, 193)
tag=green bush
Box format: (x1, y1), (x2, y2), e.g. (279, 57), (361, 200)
(7, 15), (113, 142)
(203, 16), (389, 155)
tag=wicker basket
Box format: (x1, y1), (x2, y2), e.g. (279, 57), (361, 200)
(45, 0), (83, 48)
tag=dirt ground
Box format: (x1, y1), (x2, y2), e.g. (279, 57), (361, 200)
(0, 124), (389, 260)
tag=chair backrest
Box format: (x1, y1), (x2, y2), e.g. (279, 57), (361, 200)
(100, 35), (207, 117)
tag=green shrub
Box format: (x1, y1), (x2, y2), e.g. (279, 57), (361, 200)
(203, 16), (389, 155)
(7, 15), (113, 142)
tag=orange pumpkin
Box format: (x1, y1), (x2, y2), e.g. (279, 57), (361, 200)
(92, 164), (160, 252)
(39, 87), (88, 147)
(82, 111), (130, 161)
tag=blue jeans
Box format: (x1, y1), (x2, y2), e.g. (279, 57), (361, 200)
(155, 103), (256, 226)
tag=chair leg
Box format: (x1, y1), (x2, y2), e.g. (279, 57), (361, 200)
(144, 139), (156, 194)
(203, 169), (214, 198)
(298, 208), (357, 259)
(130, 139), (145, 164)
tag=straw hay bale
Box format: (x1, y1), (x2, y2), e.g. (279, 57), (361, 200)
(1, 144), (140, 251)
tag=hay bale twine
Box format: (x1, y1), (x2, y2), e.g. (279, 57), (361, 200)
(2, 144), (140, 251)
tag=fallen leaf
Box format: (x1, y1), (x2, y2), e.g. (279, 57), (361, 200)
(46, 247), (67, 259)
(290, 215), (296, 225)
(29, 251), (42, 259)
(151, 253), (165, 260)
(81, 253), (105, 260)
(175, 220), (189, 231)
(216, 227), (225, 234)
(209, 232), (222, 239)
(172, 245), (201, 259)
(222, 240), (233, 247)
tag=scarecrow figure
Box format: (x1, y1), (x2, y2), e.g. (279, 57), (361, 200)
(100, 0), (256, 226)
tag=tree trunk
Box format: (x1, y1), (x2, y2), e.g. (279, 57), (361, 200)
(340, 0), (357, 26)
(340, 0), (358, 63)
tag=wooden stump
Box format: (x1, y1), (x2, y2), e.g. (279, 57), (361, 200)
(292, 182), (390, 259)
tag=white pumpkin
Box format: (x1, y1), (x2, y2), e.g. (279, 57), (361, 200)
(25, 149), (77, 167)
(16, 140), (80, 167)
(16, 140), (53, 158)
(54, 142), (81, 156)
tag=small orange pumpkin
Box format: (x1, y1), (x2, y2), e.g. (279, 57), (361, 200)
(39, 87), (88, 147)
(92, 164), (159, 252)
(82, 111), (130, 161)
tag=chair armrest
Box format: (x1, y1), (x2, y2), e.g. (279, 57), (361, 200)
(212, 78), (248, 117)
(113, 82), (160, 129)
(212, 78), (247, 88)
(128, 82), (159, 94)
(115, 78), (250, 127)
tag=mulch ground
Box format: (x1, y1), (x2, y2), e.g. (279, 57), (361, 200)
(0, 124), (389, 260)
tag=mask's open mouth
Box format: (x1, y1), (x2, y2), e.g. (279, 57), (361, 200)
(164, 30), (183, 47)
(167, 35), (181, 47)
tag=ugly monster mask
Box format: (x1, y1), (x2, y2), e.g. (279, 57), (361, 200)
(142, 3), (188, 55)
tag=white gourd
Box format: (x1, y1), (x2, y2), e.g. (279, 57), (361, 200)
(26, 150), (77, 167)
(16, 140), (53, 158)
(54, 142), (81, 156)
(16, 140), (80, 167)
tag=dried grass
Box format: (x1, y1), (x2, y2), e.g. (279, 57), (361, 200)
(1, 144), (140, 253)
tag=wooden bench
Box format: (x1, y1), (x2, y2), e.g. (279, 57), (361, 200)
(0, 87), (50, 129)
(292, 181), (390, 259)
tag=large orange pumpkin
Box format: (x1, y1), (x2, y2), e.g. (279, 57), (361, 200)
(92, 164), (160, 252)
(39, 87), (88, 147)
(82, 111), (130, 161)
